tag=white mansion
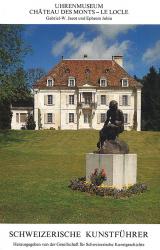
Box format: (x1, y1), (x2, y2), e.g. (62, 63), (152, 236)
(33, 56), (142, 131)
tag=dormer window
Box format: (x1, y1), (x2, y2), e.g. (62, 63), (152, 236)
(65, 68), (70, 74)
(105, 68), (110, 73)
(68, 77), (75, 87)
(100, 78), (107, 87)
(122, 78), (128, 87)
(47, 78), (54, 87)
(85, 68), (90, 74)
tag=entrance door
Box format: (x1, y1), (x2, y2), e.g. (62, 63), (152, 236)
(83, 112), (92, 128)
(83, 92), (92, 104)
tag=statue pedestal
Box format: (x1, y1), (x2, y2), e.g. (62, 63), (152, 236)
(86, 153), (137, 189)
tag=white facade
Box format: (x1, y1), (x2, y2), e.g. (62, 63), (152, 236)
(11, 107), (33, 130)
(34, 85), (141, 131)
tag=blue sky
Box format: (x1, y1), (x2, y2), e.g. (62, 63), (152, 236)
(23, 25), (160, 78)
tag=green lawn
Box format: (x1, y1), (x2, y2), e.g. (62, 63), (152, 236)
(0, 130), (160, 223)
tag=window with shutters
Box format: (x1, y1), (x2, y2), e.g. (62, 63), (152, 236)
(100, 78), (107, 87)
(69, 95), (74, 105)
(97, 95), (101, 106)
(47, 78), (54, 87)
(97, 113), (101, 124)
(101, 95), (106, 105)
(20, 113), (27, 123)
(122, 78), (128, 87)
(84, 113), (91, 123)
(124, 113), (128, 124)
(48, 95), (53, 105)
(69, 113), (74, 123)
(122, 95), (128, 106)
(101, 113), (106, 123)
(16, 113), (19, 123)
(68, 77), (75, 87)
(47, 113), (53, 123)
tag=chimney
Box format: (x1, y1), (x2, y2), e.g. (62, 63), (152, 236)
(112, 55), (123, 68)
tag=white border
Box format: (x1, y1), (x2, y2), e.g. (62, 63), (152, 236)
(0, 224), (160, 249)
(0, 0), (160, 24)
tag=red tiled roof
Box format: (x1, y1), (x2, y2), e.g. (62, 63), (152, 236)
(33, 59), (141, 89)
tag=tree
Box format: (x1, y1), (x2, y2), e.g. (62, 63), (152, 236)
(141, 67), (160, 130)
(10, 68), (33, 104)
(0, 25), (30, 78)
(26, 68), (46, 87)
(0, 100), (12, 129)
(0, 67), (33, 129)
(38, 109), (42, 130)
(0, 25), (31, 129)
(26, 113), (36, 130)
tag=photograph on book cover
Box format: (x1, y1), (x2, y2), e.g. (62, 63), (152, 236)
(0, 0), (160, 249)
(0, 23), (160, 224)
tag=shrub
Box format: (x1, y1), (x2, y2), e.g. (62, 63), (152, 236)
(90, 168), (107, 186)
(26, 113), (36, 130)
(69, 177), (148, 199)
(0, 101), (12, 129)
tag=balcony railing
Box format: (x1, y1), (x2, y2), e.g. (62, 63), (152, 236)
(77, 102), (97, 109)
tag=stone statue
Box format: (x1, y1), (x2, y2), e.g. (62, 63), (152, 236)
(97, 100), (129, 154)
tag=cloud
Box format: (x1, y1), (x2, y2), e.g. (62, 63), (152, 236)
(142, 40), (160, 64)
(70, 36), (131, 60)
(52, 32), (84, 56)
(51, 28), (134, 72)
(123, 60), (134, 72)
(94, 25), (136, 39)
(52, 32), (131, 59)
